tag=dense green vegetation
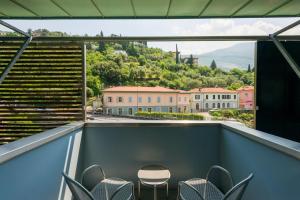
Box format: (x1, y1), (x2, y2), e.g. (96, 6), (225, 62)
(1, 29), (254, 97)
(86, 39), (254, 96)
(209, 109), (254, 127)
(135, 112), (204, 120)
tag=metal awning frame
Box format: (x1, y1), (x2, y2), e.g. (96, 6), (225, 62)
(0, 20), (32, 84)
(269, 19), (300, 79)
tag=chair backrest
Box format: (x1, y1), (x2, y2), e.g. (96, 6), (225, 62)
(223, 173), (254, 200)
(62, 172), (95, 200)
(81, 164), (106, 191)
(206, 165), (234, 194)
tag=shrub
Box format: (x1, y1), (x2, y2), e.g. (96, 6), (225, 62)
(135, 112), (204, 120)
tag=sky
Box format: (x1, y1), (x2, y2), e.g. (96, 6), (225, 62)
(1, 18), (300, 54)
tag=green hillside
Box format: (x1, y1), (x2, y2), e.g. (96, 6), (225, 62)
(0, 29), (254, 98)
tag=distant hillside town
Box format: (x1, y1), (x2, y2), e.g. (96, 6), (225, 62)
(100, 86), (254, 116)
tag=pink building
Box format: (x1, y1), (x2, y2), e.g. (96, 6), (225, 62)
(102, 86), (178, 115)
(177, 90), (191, 113)
(237, 86), (254, 110)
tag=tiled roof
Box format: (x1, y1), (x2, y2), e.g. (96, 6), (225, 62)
(103, 86), (177, 92)
(177, 90), (190, 94)
(189, 87), (236, 93)
(237, 86), (254, 91)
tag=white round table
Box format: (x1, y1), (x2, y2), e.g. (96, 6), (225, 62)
(137, 165), (171, 200)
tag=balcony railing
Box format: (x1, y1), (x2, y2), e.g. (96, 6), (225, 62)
(0, 121), (300, 200)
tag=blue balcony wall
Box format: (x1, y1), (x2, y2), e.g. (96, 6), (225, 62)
(80, 124), (221, 187)
(220, 126), (300, 200)
(0, 124), (83, 200)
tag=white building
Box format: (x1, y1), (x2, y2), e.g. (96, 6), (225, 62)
(190, 88), (239, 112)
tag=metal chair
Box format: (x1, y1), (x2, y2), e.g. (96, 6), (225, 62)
(62, 172), (95, 200)
(81, 164), (106, 191)
(178, 165), (253, 200)
(80, 165), (135, 200)
(63, 172), (134, 200)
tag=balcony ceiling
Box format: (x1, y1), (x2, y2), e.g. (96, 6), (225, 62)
(0, 0), (299, 19)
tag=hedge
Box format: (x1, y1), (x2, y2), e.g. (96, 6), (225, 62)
(135, 112), (204, 120)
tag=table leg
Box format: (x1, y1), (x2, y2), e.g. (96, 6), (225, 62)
(154, 185), (157, 200)
(166, 182), (169, 199)
(138, 180), (141, 199)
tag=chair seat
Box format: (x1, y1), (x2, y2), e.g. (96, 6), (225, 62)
(182, 178), (224, 200)
(91, 177), (132, 200)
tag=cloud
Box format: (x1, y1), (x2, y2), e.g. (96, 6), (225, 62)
(149, 19), (300, 54)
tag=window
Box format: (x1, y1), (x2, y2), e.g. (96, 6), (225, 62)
(147, 107), (152, 112)
(128, 96), (133, 102)
(169, 107), (173, 113)
(206, 95), (209, 99)
(107, 109), (112, 114)
(169, 97), (173, 103)
(138, 97), (142, 103)
(212, 103), (215, 108)
(205, 103), (209, 109)
(148, 97), (151, 103)
(128, 108), (133, 115)
(195, 95), (201, 100)
(196, 103), (200, 111)
(227, 103), (230, 108)
(178, 108), (181, 113)
(217, 103), (220, 108)
(222, 95), (225, 99)
(213, 95), (215, 99)
(117, 97), (123, 103)
(218, 95), (220, 99)
(222, 103), (225, 108)
(118, 108), (122, 115)
(107, 97), (112, 102)
(157, 96), (161, 103)
(184, 106), (187, 112)
(234, 95), (236, 99)
(138, 107), (142, 112)
(227, 95), (230, 99)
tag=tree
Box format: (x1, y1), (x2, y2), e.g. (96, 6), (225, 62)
(175, 44), (180, 64)
(247, 64), (251, 72)
(98, 31), (106, 52)
(210, 59), (217, 70)
(187, 54), (194, 67)
(127, 42), (138, 57)
(27, 28), (32, 35)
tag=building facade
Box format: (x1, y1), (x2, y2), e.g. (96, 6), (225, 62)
(190, 88), (239, 112)
(103, 86), (243, 116)
(237, 86), (254, 110)
(177, 90), (191, 113)
(102, 86), (178, 115)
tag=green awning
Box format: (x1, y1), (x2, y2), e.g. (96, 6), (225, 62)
(0, 0), (299, 19)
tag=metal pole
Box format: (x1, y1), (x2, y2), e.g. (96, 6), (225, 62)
(270, 35), (300, 79)
(0, 36), (32, 84)
(1, 35), (300, 42)
(0, 20), (32, 84)
(269, 19), (300, 79)
(272, 19), (300, 36)
(82, 43), (87, 121)
(0, 20), (31, 37)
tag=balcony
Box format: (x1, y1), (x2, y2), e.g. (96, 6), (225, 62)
(0, 121), (299, 200)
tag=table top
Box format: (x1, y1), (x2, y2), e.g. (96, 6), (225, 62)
(138, 165), (171, 185)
